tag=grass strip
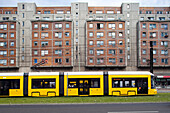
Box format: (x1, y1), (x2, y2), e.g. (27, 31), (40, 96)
(0, 93), (169, 104)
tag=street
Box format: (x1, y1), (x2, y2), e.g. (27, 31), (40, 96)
(0, 103), (169, 113)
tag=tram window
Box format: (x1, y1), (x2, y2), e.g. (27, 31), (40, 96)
(68, 79), (77, 88)
(112, 78), (136, 88)
(11, 79), (20, 89)
(125, 81), (130, 87)
(132, 80), (135, 87)
(91, 78), (100, 88)
(32, 79), (56, 89)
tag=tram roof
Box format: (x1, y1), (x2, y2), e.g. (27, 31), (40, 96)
(0, 73), (24, 76)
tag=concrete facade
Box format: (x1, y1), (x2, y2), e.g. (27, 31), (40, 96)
(0, 2), (170, 75)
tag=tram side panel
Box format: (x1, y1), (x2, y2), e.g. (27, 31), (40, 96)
(0, 73), (24, 97)
(64, 72), (104, 96)
(28, 72), (59, 97)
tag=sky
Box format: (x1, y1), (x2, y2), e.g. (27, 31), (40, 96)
(0, 0), (170, 7)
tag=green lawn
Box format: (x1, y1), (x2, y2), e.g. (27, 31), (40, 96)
(0, 93), (170, 104)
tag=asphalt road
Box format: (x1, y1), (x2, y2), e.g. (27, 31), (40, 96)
(0, 103), (170, 113)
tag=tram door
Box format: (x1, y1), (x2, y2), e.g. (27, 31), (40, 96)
(137, 78), (148, 94)
(0, 80), (10, 95)
(78, 79), (89, 95)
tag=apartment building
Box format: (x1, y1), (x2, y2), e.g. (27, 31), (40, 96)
(0, 2), (170, 81)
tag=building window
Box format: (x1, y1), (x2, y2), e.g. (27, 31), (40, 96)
(42, 24), (49, 29)
(22, 4), (25, 9)
(142, 32), (146, 37)
(55, 58), (62, 63)
(142, 41), (146, 46)
(34, 59), (37, 63)
(0, 51), (7, 56)
(119, 41), (123, 45)
(140, 17), (144, 20)
(96, 11), (102, 14)
(76, 21), (78, 26)
(89, 32), (93, 37)
(97, 41), (104, 46)
(89, 23), (93, 28)
(143, 58), (146, 63)
(153, 59), (156, 63)
(76, 29), (78, 35)
(66, 41), (69, 46)
(149, 24), (156, 29)
(76, 4), (78, 9)
(55, 32), (62, 38)
(161, 50), (168, 55)
(119, 32), (123, 37)
(148, 17), (154, 20)
(10, 50), (14, 55)
(66, 58), (69, 63)
(66, 23), (69, 28)
(89, 58), (93, 63)
(97, 23), (104, 29)
(97, 32), (104, 38)
(142, 49), (146, 54)
(41, 32), (48, 38)
(41, 50), (48, 56)
(55, 50), (62, 55)
(146, 11), (152, 14)
(41, 41), (49, 47)
(34, 24), (38, 28)
(57, 11), (63, 14)
(22, 56), (24, 61)
(109, 49), (115, 55)
(119, 58), (123, 63)
(65, 32), (69, 37)
(108, 32), (115, 38)
(97, 49), (104, 55)
(119, 23), (123, 28)
(34, 50), (38, 55)
(161, 58), (168, 64)
(34, 32), (38, 37)
(161, 41), (168, 47)
(13, 17), (16, 20)
(44, 11), (51, 14)
(23, 13), (24, 18)
(109, 41), (115, 46)
(142, 23), (146, 29)
(127, 4), (130, 9)
(22, 38), (24, 44)
(22, 30), (24, 35)
(89, 41), (93, 45)
(127, 13), (130, 17)
(109, 58), (116, 63)
(55, 23), (62, 29)
(107, 11), (114, 14)
(5, 11), (11, 14)
(89, 49), (94, 54)
(157, 11), (163, 14)
(34, 41), (38, 46)
(10, 59), (14, 64)
(153, 50), (156, 54)
(161, 24), (168, 30)
(97, 58), (104, 64)
(152, 41), (157, 46)
(150, 32), (156, 38)
(10, 42), (14, 46)
(108, 23), (115, 29)
(10, 33), (14, 37)
(10, 24), (14, 29)
(119, 49), (123, 54)
(55, 41), (62, 46)
(161, 32), (168, 38)
(117, 11), (120, 14)
(159, 17), (165, 20)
